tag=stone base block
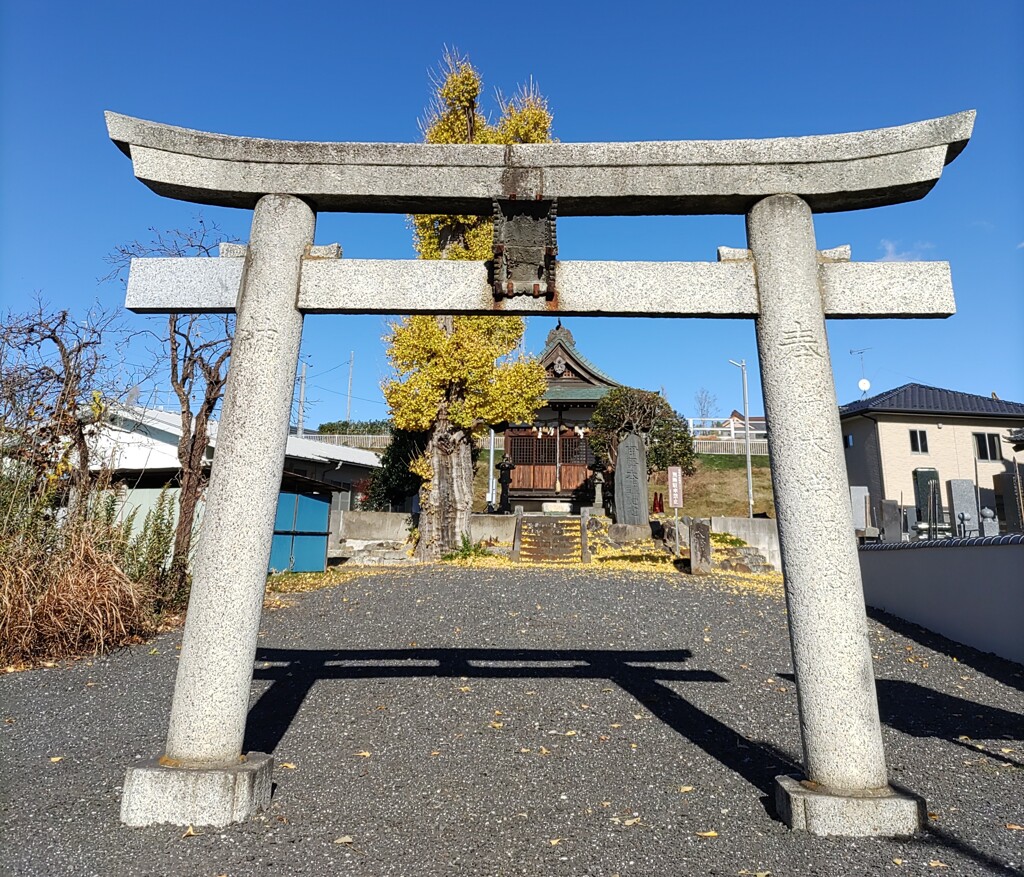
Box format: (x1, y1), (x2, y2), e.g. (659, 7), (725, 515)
(607, 523), (651, 544)
(121, 753), (273, 828)
(541, 501), (572, 515)
(775, 774), (923, 837)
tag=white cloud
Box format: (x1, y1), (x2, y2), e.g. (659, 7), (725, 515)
(1017, 241), (1024, 249)
(876, 239), (934, 262)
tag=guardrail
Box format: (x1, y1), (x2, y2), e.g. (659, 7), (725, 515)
(693, 439), (769, 456)
(301, 433), (392, 449)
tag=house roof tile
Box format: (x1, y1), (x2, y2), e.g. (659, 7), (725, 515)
(840, 383), (1024, 419)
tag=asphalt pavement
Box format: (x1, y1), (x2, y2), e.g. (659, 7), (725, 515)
(1, 565), (1021, 876)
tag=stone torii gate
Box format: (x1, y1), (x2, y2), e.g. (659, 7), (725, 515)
(107, 110), (974, 835)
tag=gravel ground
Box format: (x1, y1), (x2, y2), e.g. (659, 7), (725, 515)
(1, 565), (1021, 877)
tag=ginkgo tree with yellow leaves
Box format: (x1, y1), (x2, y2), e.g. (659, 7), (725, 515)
(383, 53), (551, 559)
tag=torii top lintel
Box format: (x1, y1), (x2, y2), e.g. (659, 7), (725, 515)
(105, 110), (974, 216)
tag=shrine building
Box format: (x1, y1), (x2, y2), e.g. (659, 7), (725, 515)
(504, 322), (620, 510)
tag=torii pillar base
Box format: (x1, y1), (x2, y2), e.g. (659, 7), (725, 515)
(775, 775), (923, 837)
(121, 754), (273, 828)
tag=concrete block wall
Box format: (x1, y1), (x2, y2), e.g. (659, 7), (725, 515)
(859, 538), (1024, 664)
(336, 511), (517, 545)
(711, 516), (781, 570)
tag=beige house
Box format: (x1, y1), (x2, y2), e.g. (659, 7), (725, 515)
(839, 383), (1024, 529)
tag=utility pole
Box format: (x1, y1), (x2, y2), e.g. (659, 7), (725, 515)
(346, 350), (354, 423)
(729, 358), (754, 518)
(488, 428), (496, 509)
(297, 361), (307, 437)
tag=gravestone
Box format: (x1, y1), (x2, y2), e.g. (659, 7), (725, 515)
(849, 486), (871, 531)
(879, 500), (903, 543)
(689, 520), (712, 574)
(994, 471), (1024, 533)
(946, 479), (979, 537)
(979, 507), (1000, 537)
(613, 432), (648, 526)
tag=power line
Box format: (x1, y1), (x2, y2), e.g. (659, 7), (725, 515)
(309, 384), (388, 406)
(309, 362), (344, 379)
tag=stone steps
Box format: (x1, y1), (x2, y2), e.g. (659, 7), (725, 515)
(517, 516), (584, 564)
(713, 545), (774, 574)
(329, 540), (415, 566)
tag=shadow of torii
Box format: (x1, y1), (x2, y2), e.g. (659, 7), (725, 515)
(245, 647), (801, 798)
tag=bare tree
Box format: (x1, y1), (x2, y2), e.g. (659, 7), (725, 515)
(694, 387), (719, 421)
(0, 298), (130, 503)
(105, 218), (237, 596)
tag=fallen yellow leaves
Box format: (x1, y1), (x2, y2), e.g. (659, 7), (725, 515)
(928, 862), (948, 869)
(334, 835), (354, 844)
(488, 721), (504, 730)
(181, 825), (197, 839)
(1007, 823), (1024, 831)
(679, 785), (694, 793)
(548, 838), (561, 846)
(354, 750), (372, 758)
(280, 762), (297, 769)
(48, 756), (63, 763)
(695, 830), (718, 837)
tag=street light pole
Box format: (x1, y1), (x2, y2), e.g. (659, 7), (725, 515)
(729, 358), (754, 518)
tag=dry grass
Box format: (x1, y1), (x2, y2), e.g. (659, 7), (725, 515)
(0, 524), (153, 666)
(651, 456), (775, 518)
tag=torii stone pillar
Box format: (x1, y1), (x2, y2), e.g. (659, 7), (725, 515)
(121, 195), (314, 827)
(107, 108), (973, 835)
(748, 195), (913, 833)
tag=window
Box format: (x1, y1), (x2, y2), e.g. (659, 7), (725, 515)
(974, 432), (1002, 461)
(909, 429), (928, 454)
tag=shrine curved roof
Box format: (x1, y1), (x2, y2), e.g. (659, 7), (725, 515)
(540, 339), (619, 389)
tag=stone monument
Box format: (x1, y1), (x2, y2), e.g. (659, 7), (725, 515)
(613, 432), (648, 526)
(105, 108), (974, 837)
(689, 520), (712, 574)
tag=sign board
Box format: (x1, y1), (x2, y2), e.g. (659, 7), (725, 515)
(667, 466), (683, 509)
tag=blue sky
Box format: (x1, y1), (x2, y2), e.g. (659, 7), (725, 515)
(2, 0), (1022, 427)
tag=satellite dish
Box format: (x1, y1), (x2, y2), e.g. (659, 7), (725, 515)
(858, 378), (871, 393)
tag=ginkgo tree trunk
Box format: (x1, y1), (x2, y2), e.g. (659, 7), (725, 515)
(384, 315), (545, 559)
(382, 53), (552, 559)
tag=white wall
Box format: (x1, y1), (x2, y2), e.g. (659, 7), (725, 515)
(859, 542), (1024, 664)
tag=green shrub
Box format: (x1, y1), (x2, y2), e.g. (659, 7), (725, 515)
(441, 533), (492, 561)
